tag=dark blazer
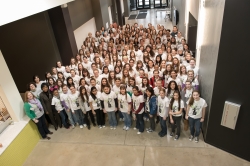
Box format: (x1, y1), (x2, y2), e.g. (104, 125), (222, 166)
(39, 92), (53, 114)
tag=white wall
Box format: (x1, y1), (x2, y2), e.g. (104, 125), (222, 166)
(74, 17), (97, 50)
(0, 50), (24, 121)
(185, 0), (199, 39)
(108, 6), (113, 24)
(121, 0), (124, 14)
(0, 0), (74, 26)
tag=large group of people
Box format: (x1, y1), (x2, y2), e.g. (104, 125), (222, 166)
(24, 22), (207, 143)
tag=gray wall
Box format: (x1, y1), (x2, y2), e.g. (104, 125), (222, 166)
(199, 0), (225, 138)
(0, 12), (61, 92)
(123, 0), (130, 17)
(67, 0), (94, 30)
(92, 0), (103, 29)
(173, 0), (186, 36)
(100, 0), (111, 28)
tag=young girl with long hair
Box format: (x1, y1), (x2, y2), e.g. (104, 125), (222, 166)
(82, 68), (91, 84)
(185, 90), (207, 143)
(69, 57), (77, 71)
(121, 69), (130, 85)
(101, 66), (109, 78)
(169, 90), (184, 140)
(79, 86), (96, 130)
(114, 66), (122, 79)
(108, 71), (116, 86)
(145, 87), (157, 133)
(118, 85), (132, 130)
(166, 80), (179, 100)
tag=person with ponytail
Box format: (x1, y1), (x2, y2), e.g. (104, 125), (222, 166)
(89, 87), (105, 128)
(169, 90), (184, 140)
(79, 86), (96, 130)
(185, 90), (207, 143)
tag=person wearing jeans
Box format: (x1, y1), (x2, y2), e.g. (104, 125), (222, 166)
(185, 90), (207, 143)
(157, 88), (170, 137)
(60, 85), (77, 128)
(118, 85), (132, 130)
(51, 89), (70, 129)
(68, 85), (85, 129)
(145, 86), (158, 133)
(132, 86), (145, 134)
(100, 85), (118, 129)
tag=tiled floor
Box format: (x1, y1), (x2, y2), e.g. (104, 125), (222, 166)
(24, 120), (249, 166)
(23, 9), (250, 166)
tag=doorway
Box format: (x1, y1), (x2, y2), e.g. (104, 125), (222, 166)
(136, 0), (151, 9)
(154, 0), (168, 8)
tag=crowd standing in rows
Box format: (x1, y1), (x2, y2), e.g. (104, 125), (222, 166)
(24, 22), (207, 143)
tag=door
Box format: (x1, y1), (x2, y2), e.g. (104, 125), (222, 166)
(136, 0), (151, 9)
(154, 0), (168, 8)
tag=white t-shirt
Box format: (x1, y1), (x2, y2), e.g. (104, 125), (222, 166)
(136, 76), (143, 85)
(82, 62), (92, 70)
(100, 91), (117, 112)
(80, 95), (91, 111)
(187, 66), (199, 78)
(178, 74), (188, 84)
(183, 77), (199, 88)
(167, 77), (182, 86)
(60, 92), (70, 110)
(171, 100), (184, 117)
(118, 93), (132, 113)
(112, 85), (120, 97)
(68, 91), (80, 112)
(72, 75), (81, 86)
(132, 94), (144, 114)
(187, 98), (207, 119)
(52, 96), (63, 111)
(154, 87), (164, 96)
(166, 89), (175, 100)
(89, 92), (102, 110)
(94, 76), (103, 86)
(57, 66), (66, 73)
(157, 96), (170, 117)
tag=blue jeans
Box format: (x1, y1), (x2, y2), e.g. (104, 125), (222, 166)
(118, 111), (124, 119)
(188, 117), (201, 137)
(159, 117), (167, 135)
(136, 113), (144, 132)
(122, 112), (131, 127)
(65, 109), (76, 125)
(107, 111), (117, 127)
(73, 109), (85, 125)
(59, 109), (68, 127)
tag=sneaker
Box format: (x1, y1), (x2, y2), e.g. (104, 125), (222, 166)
(99, 125), (102, 129)
(125, 127), (129, 130)
(133, 127), (137, 130)
(174, 135), (179, 140)
(189, 135), (194, 141)
(137, 131), (141, 134)
(170, 132), (174, 137)
(123, 126), (126, 130)
(146, 128), (151, 131)
(102, 125), (106, 128)
(119, 118), (123, 121)
(122, 118), (125, 121)
(113, 126), (116, 130)
(110, 127), (113, 130)
(194, 137), (199, 143)
(143, 117), (146, 121)
(80, 125), (83, 129)
(146, 118), (149, 121)
(147, 129), (153, 133)
(71, 125), (75, 129)
(83, 124), (87, 127)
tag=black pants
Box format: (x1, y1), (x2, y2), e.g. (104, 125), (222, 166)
(47, 109), (62, 128)
(85, 110), (96, 126)
(171, 116), (182, 136)
(35, 114), (50, 138)
(136, 113), (144, 132)
(148, 113), (156, 131)
(95, 109), (105, 126)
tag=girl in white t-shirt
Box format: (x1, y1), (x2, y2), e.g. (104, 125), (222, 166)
(185, 90), (207, 143)
(118, 85), (132, 130)
(89, 86), (105, 128)
(157, 88), (170, 137)
(169, 90), (184, 140)
(100, 85), (118, 129)
(79, 86), (96, 130)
